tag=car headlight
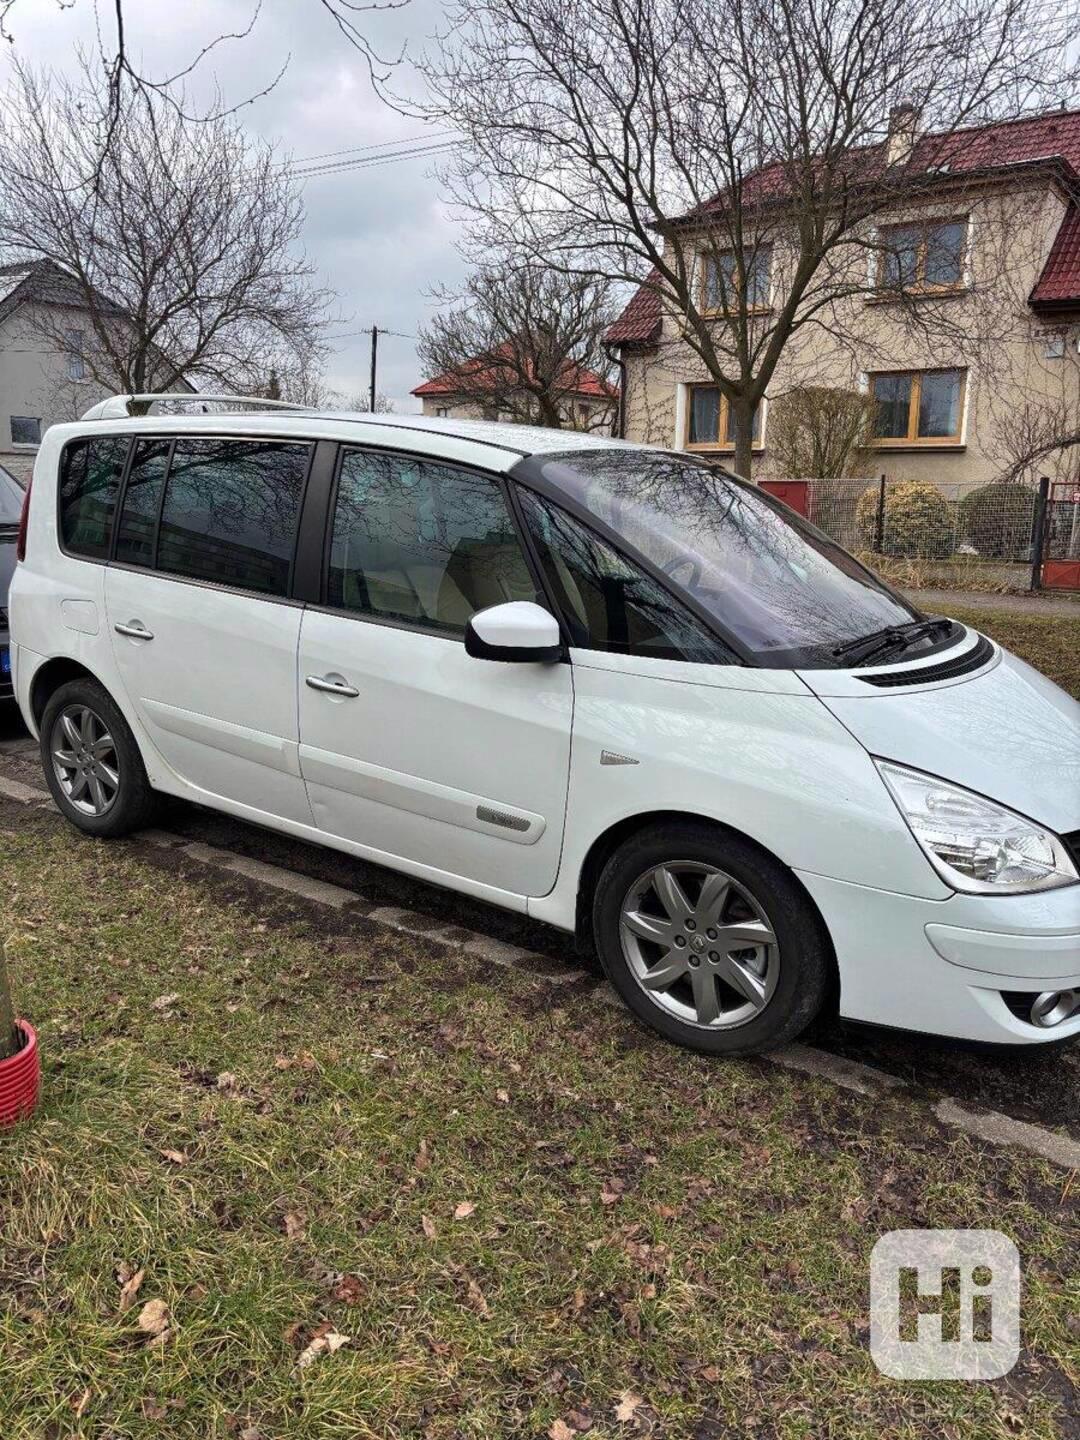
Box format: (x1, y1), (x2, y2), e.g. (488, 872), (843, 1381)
(874, 760), (1079, 894)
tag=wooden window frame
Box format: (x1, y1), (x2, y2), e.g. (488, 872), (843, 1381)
(700, 246), (773, 317)
(683, 384), (765, 453)
(868, 367), (967, 449)
(875, 217), (969, 297)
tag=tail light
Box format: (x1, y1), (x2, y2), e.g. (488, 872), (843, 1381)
(15, 474), (31, 561)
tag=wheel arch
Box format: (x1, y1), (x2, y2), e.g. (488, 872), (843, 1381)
(573, 808), (840, 1014)
(29, 656), (104, 730)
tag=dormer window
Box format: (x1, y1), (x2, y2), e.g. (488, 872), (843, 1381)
(702, 247), (772, 314)
(878, 219), (967, 293)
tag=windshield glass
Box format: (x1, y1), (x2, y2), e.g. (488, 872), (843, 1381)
(527, 451), (925, 667)
(0, 465), (22, 526)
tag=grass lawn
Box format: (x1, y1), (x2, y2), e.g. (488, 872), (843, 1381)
(1, 805), (1077, 1439)
(944, 605), (1080, 698)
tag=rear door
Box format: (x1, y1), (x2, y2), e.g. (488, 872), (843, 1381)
(296, 447), (574, 898)
(105, 435), (315, 824)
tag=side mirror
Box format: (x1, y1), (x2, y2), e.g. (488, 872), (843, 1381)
(464, 601), (563, 663)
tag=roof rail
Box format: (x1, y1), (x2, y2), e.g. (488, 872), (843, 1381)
(80, 393), (317, 422)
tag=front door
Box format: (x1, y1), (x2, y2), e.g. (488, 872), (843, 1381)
(106, 435), (313, 824)
(297, 447), (573, 898)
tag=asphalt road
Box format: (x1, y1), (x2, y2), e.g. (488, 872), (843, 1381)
(3, 701), (1077, 1138)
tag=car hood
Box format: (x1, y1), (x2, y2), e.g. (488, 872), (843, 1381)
(801, 640), (1080, 833)
(0, 528), (15, 620)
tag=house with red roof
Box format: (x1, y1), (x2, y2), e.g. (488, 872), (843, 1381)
(412, 340), (618, 432)
(605, 105), (1080, 488)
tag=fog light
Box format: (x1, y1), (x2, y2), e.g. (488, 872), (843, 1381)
(1030, 990), (1080, 1029)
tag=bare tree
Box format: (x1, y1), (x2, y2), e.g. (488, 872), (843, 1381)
(0, 939), (19, 1062)
(415, 0), (1077, 474)
(0, 60), (335, 396)
(417, 264), (618, 429)
(346, 391), (397, 413)
(995, 397), (1080, 483)
(0, 1), (407, 125)
(766, 387), (875, 479)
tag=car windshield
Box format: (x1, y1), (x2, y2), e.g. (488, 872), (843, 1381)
(0, 465), (23, 526)
(526, 450), (926, 667)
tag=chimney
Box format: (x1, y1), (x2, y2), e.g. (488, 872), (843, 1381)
(885, 102), (919, 166)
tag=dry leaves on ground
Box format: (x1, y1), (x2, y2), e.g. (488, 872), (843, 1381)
(453, 1201), (476, 1221)
(614, 1391), (644, 1424)
(116, 1264), (145, 1314)
(295, 1323), (351, 1371)
(136, 1298), (172, 1346)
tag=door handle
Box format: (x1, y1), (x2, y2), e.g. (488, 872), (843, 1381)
(306, 674), (360, 698)
(114, 621), (154, 640)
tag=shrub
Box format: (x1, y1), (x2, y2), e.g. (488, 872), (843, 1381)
(958, 482), (1036, 559)
(856, 480), (955, 558)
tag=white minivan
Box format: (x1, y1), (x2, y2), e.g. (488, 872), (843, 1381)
(9, 396), (1080, 1053)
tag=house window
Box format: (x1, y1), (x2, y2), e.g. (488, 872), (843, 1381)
(434, 406), (449, 417)
(685, 384), (762, 450)
(878, 219), (967, 292)
(10, 416), (41, 446)
(870, 369), (965, 445)
(65, 328), (86, 382)
(702, 247), (772, 313)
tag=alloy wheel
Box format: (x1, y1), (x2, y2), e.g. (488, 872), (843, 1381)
(619, 861), (780, 1029)
(51, 704), (121, 817)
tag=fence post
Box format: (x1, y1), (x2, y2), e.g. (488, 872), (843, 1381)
(1029, 475), (1050, 592)
(874, 473), (887, 553)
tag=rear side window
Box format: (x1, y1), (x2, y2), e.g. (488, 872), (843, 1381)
(115, 438), (171, 567)
(153, 439), (310, 596)
(518, 490), (737, 664)
(326, 449), (538, 633)
(59, 438), (130, 559)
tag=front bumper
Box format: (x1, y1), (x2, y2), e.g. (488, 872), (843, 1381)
(796, 869), (1080, 1044)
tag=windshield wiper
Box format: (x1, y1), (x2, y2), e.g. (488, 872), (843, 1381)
(831, 618), (952, 668)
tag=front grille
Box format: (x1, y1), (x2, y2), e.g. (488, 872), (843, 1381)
(1062, 830), (1080, 872)
(857, 634), (994, 687)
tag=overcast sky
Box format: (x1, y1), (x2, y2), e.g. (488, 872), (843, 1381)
(4, 0), (468, 410)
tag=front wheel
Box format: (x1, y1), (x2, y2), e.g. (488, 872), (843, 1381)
(593, 821), (831, 1055)
(40, 678), (157, 837)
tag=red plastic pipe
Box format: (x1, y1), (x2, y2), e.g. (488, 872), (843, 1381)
(0, 1022), (41, 1126)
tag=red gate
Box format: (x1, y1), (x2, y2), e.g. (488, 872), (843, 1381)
(1041, 481), (1080, 590)
(759, 479), (811, 518)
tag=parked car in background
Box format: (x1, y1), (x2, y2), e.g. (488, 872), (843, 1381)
(8, 396), (1080, 1054)
(0, 462), (24, 702)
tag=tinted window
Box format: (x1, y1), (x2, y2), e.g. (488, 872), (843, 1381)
(59, 438), (130, 558)
(327, 450), (537, 634)
(519, 490), (736, 664)
(115, 438), (171, 566)
(525, 451), (923, 668)
(11, 416), (41, 446)
(0, 465), (22, 525)
(155, 439), (310, 596)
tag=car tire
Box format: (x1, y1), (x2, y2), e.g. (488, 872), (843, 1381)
(40, 678), (157, 838)
(593, 821), (831, 1055)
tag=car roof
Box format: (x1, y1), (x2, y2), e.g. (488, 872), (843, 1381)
(51, 407), (642, 475)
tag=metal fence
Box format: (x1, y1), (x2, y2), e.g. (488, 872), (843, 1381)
(789, 475), (1043, 565)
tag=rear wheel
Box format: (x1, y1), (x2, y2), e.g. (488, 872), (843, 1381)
(593, 821), (830, 1055)
(40, 679), (156, 837)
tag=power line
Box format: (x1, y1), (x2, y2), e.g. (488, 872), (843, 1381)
(290, 140), (458, 182)
(287, 130), (458, 167)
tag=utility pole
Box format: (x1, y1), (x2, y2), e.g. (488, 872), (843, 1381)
(369, 324), (379, 413)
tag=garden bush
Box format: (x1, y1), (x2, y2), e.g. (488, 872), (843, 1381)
(856, 479), (955, 558)
(958, 481), (1036, 559)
